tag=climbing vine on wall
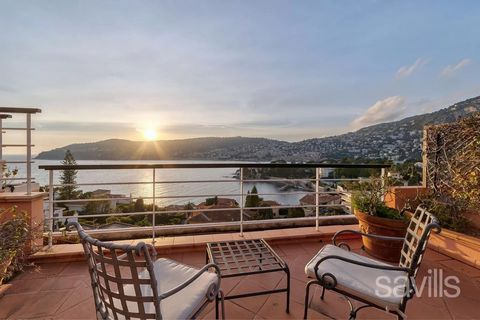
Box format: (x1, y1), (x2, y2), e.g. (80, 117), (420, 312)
(424, 113), (480, 209)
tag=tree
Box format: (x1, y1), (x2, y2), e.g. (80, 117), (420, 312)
(106, 216), (121, 224)
(334, 157), (389, 178)
(84, 200), (110, 214)
(134, 198), (145, 212)
(136, 217), (152, 227)
(184, 202), (195, 210)
(245, 186), (262, 208)
(393, 161), (422, 186)
(287, 207), (305, 218)
(58, 150), (79, 200)
(205, 196), (218, 206)
(251, 205), (274, 220)
(119, 216), (134, 224)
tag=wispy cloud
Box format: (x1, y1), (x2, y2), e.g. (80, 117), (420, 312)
(352, 96), (406, 129)
(396, 58), (428, 79)
(36, 121), (135, 132)
(0, 84), (16, 92)
(441, 58), (472, 76)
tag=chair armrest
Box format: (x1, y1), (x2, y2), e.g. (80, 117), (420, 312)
(314, 255), (410, 275)
(332, 229), (404, 247)
(313, 255), (414, 297)
(158, 263), (222, 300)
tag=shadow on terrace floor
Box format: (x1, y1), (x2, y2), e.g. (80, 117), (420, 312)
(0, 238), (479, 319)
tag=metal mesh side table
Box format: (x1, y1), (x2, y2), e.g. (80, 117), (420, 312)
(206, 239), (290, 313)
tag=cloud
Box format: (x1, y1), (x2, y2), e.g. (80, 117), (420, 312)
(36, 120), (135, 132)
(351, 96), (406, 128)
(441, 58), (472, 76)
(396, 58), (428, 79)
(0, 85), (16, 92)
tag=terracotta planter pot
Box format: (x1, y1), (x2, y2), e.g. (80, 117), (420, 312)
(354, 209), (409, 262)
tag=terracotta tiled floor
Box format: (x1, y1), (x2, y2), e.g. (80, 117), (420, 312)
(1, 238), (479, 319)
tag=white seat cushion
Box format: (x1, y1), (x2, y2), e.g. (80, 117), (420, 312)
(111, 258), (218, 320)
(305, 244), (408, 311)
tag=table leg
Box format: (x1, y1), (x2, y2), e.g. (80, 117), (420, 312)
(285, 266), (290, 313)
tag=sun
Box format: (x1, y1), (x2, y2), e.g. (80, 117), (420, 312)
(142, 128), (158, 141)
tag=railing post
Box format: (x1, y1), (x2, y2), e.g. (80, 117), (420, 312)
(315, 167), (319, 231)
(26, 113), (32, 195)
(48, 170), (53, 249)
(152, 168), (156, 244)
(381, 167), (386, 201)
(350, 193), (354, 215)
(0, 118), (3, 180)
(0, 118), (3, 160)
(240, 167), (244, 237)
(422, 127), (428, 187)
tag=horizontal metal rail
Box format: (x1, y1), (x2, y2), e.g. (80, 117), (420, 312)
(49, 215), (354, 236)
(39, 162), (390, 170)
(0, 177), (35, 181)
(1, 144), (35, 147)
(4, 160), (35, 164)
(0, 107), (41, 114)
(2, 127), (36, 131)
(50, 190), (344, 203)
(52, 177), (364, 187)
(52, 181), (159, 187)
(47, 203), (347, 220)
(53, 179), (239, 187)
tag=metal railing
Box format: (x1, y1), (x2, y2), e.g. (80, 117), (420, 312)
(40, 162), (390, 248)
(0, 107), (41, 194)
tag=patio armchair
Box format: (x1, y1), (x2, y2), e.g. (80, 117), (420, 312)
(303, 205), (441, 320)
(68, 222), (224, 320)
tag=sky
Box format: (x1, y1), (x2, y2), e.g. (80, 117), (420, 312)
(0, 0), (479, 154)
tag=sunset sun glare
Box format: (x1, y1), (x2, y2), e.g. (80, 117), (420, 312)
(142, 128), (158, 141)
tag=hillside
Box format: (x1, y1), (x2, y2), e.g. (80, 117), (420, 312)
(36, 137), (291, 160)
(292, 96), (480, 161)
(36, 96), (480, 161)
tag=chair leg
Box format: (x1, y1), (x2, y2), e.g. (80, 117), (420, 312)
(346, 296), (356, 320)
(285, 266), (290, 313)
(320, 286), (326, 300)
(215, 290), (225, 320)
(303, 280), (319, 320)
(346, 301), (371, 320)
(396, 304), (407, 320)
(215, 292), (219, 319)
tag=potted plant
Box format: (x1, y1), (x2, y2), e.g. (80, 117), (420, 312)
(351, 177), (409, 262)
(0, 207), (34, 285)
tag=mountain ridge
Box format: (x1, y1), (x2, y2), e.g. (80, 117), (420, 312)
(36, 95), (480, 161)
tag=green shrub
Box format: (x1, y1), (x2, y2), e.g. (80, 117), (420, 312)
(351, 177), (406, 220)
(0, 208), (34, 284)
(414, 193), (469, 232)
(287, 207), (305, 218)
